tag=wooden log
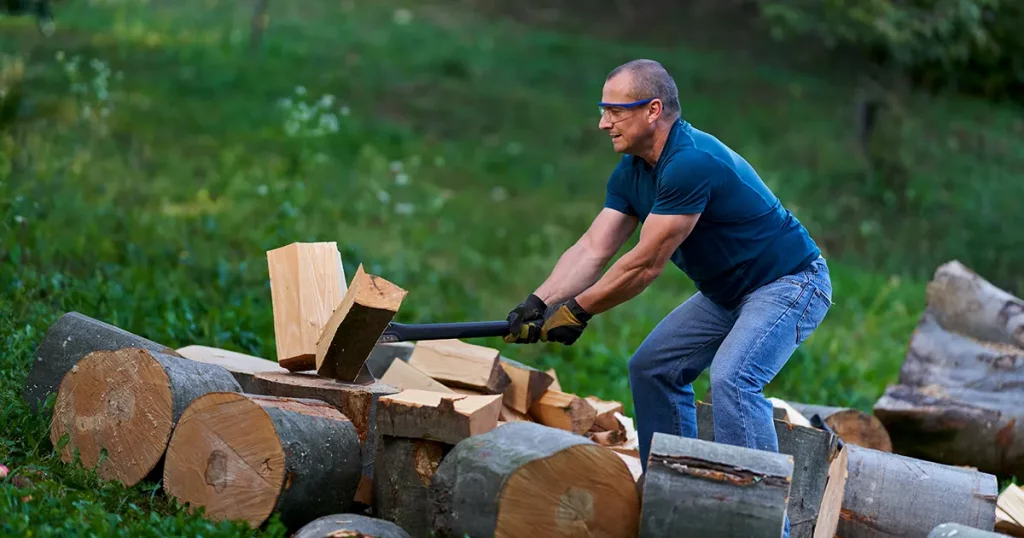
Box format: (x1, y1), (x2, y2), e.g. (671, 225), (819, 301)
(379, 359), (455, 393)
(546, 368), (561, 391)
(376, 389), (502, 445)
(640, 432), (793, 538)
(315, 264), (407, 382)
(499, 404), (531, 423)
(163, 392), (363, 529)
(786, 401), (893, 452)
(175, 344), (288, 393)
(696, 401), (844, 538)
(498, 357), (554, 414)
(999, 484), (1024, 535)
(928, 522), (1006, 538)
(528, 390), (596, 434)
(585, 396), (624, 432)
(428, 421), (640, 538)
(373, 436), (451, 538)
(406, 339), (510, 394)
(997, 505), (1024, 538)
(246, 372), (399, 485)
(364, 342), (416, 378)
(23, 311), (182, 413)
(872, 309), (1024, 477)
(49, 347), (241, 486)
(267, 241), (348, 371)
(836, 444), (997, 538)
(924, 260), (1024, 349)
(292, 513), (412, 538)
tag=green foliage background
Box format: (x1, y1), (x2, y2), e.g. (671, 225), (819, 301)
(0, 0), (1020, 535)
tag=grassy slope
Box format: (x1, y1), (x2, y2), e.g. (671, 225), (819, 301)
(0, 0), (1020, 534)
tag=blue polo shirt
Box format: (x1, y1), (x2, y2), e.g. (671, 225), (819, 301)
(605, 118), (821, 309)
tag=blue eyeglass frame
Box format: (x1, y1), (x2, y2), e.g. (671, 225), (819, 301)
(597, 97), (656, 109)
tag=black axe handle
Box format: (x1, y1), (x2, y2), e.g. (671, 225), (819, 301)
(377, 320), (510, 344)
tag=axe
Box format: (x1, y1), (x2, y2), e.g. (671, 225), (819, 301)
(376, 320), (511, 344)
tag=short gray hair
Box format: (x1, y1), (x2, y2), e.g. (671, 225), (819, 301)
(606, 59), (681, 118)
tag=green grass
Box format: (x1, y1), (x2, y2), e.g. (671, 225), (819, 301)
(0, 0), (1020, 534)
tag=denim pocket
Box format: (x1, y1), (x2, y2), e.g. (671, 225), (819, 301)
(796, 286), (832, 345)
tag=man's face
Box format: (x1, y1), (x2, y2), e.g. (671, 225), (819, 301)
(598, 72), (658, 154)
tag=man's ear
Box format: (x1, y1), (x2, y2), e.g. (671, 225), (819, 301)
(647, 99), (663, 124)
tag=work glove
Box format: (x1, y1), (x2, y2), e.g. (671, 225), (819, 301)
(504, 293), (547, 344)
(541, 298), (593, 345)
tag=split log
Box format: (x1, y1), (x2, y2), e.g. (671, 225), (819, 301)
(928, 522), (1006, 537)
(316, 264), (407, 382)
(639, 432), (793, 538)
(246, 372), (399, 484)
(499, 404), (531, 423)
(364, 342), (416, 378)
(406, 339), (510, 394)
(872, 309), (1024, 477)
(585, 396), (624, 432)
(163, 392), (363, 529)
(696, 401), (844, 538)
(428, 421), (640, 538)
(379, 359), (455, 393)
(49, 347), (241, 486)
(546, 368), (561, 391)
(376, 389), (502, 445)
(999, 484), (1024, 535)
(293, 513), (411, 538)
(528, 390), (596, 434)
(23, 311), (182, 412)
(836, 444), (997, 538)
(373, 436), (450, 538)
(786, 402), (892, 452)
(498, 357), (554, 414)
(175, 344), (287, 393)
(267, 241), (348, 371)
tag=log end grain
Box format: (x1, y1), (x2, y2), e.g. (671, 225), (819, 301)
(429, 421), (639, 538)
(50, 348), (175, 486)
(163, 392), (363, 529)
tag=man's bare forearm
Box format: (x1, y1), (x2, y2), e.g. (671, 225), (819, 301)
(575, 248), (661, 315)
(532, 241), (608, 306)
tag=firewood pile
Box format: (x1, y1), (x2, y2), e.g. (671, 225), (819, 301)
(18, 243), (1024, 537)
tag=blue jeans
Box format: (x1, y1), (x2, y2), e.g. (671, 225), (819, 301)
(628, 256), (832, 538)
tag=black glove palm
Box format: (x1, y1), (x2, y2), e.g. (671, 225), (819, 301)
(504, 293), (546, 343)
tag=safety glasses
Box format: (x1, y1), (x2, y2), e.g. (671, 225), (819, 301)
(598, 97), (656, 120)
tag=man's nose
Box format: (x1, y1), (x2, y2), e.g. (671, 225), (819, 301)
(598, 114), (611, 130)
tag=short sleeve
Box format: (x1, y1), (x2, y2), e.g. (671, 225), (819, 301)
(651, 152), (715, 215)
(604, 158), (637, 216)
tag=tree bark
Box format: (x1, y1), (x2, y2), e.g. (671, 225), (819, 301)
(640, 431), (793, 538)
(924, 260), (1024, 348)
(23, 311), (181, 412)
(872, 309), (1024, 477)
(246, 372), (399, 487)
(837, 444), (998, 538)
(695, 401), (840, 538)
(373, 436), (451, 538)
(163, 392), (363, 530)
(428, 421), (639, 538)
(292, 513), (411, 538)
(49, 347), (241, 486)
(928, 522), (1006, 538)
(785, 402), (892, 452)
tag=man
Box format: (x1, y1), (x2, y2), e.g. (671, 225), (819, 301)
(504, 59), (832, 535)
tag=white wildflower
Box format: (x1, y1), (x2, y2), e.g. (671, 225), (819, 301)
(393, 8), (412, 25)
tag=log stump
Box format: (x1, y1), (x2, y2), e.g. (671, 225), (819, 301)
(640, 431), (794, 538)
(373, 436), (451, 538)
(162, 392), (363, 529)
(837, 444), (998, 538)
(23, 311), (181, 412)
(49, 347), (241, 486)
(428, 421), (639, 538)
(293, 513), (411, 538)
